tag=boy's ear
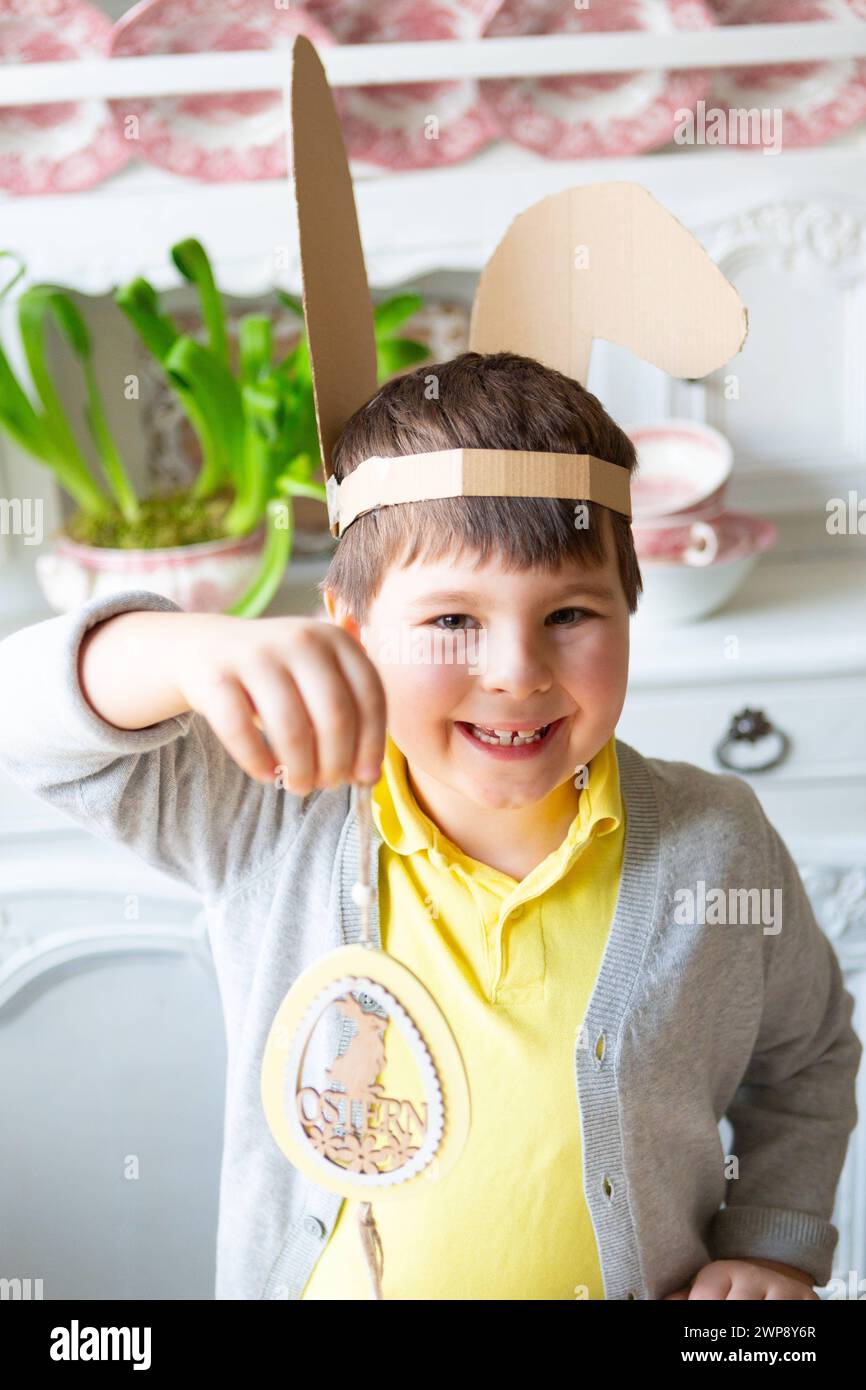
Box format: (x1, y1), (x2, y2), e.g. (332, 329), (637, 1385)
(322, 588), (361, 640)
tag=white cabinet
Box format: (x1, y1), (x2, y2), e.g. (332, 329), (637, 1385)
(619, 550), (866, 1292)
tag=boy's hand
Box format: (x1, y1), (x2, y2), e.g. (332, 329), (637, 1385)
(663, 1257), (819, 1300)
(177, 615), (387, 790)
(80, 608), (387, 791)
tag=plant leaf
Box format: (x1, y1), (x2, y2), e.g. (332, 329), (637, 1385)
(225, 494), (295, 618)
(376, 336), (430, 381)
(165, 334), (245, 490)
(0, 250), (27, 304)
(82, 358), (140, 523)
(373, 292), (423, 336)
(115, 277), (178, 359)
(243, 377), (283, 445)
(171, 238), (229, 366)
(0, 341), (54, 458)
(277, 467), (326, 501)
(239, 315), (273, 385)
(276, 290), (304, 318)
(16, 286), (110, 518)
(116, 277), (227, 497)
(37, 291), (139, 520)
(223, 420), (271, 537)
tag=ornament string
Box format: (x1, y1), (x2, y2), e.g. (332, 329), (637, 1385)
(358, 1199), (385, 1299)
(352, 782), (374, 948)
(351, 781), (383, 1297)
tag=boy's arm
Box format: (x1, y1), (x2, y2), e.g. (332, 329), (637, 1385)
(0, 590), (306, 901)
(707, 799), (863, 1288)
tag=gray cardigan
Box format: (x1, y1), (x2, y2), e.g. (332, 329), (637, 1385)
(0, 589), (860, 1299)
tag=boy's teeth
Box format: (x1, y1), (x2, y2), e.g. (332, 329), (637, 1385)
(468, 723), (548, 746)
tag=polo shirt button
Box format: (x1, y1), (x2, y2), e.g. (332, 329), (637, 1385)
(511, 906), (523, 920)
(303, 1216), (326, 1239)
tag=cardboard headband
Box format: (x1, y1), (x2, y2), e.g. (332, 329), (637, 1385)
(290, 36), (748, 541)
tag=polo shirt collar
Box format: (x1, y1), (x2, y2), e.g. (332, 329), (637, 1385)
(371, 730), (623, 874)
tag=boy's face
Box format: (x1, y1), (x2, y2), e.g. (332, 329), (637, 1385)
(324, 511), (630, 811)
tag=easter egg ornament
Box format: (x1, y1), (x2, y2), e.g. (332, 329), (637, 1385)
(261, 785), (470, 1298)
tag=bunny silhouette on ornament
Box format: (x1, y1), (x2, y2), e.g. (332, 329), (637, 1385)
(324, 992), (388, 1099)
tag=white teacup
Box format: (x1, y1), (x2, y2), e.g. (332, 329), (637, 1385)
(627, 419), (733, 524)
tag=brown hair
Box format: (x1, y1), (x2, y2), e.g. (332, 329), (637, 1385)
(318, 350), (642, 625)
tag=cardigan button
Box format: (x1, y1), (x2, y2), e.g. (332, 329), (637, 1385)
(303, 1216), (326, 1239)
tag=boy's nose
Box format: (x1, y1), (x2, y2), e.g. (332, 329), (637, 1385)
(475, 633), (553, 699)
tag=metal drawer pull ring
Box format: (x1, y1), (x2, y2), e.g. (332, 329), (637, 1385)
(714, 707), (791, 773)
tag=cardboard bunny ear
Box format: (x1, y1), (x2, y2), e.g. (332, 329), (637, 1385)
(290, 35), (378, 489)
(289, 36), (748, 539)
(468, 182), (748, 385)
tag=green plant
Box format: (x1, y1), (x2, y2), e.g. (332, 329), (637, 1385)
(0, 250), (136, 522)
(0, 240), (430, 618)
(116, 243), (430, 614)
(225, 289), (431, 616)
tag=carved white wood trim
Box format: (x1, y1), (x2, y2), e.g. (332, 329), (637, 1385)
(699, 200), (866, 274)
(797, 860), (866, 1291)
(798, 863), (866, 971)
(689, 198), (866, 514)
(0, 901), (212, 1011)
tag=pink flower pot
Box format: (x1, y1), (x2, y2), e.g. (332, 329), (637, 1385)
(36, 527), (266, 613)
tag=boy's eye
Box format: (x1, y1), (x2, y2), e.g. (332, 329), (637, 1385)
(433, 614), (475, 630)
(547, 607), (594, 625)
(430, 608), (594, 629)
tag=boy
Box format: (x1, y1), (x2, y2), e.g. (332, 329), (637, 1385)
(0, 351), (860, 1300)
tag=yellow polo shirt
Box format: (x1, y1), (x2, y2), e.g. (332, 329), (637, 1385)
(300, 732), (625, 1300)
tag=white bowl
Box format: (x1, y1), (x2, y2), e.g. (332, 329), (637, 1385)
(633, 552), (760, 626)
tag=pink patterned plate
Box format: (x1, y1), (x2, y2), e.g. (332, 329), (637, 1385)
(712, 512), (777, 565)
(0, 0), (131, 195)
(710, 0), (866, 150)
(638, 510), (777, 566)
(479, 0), (717, 160)
(109, 0), (336, 182)
(303, 0), (504, 170)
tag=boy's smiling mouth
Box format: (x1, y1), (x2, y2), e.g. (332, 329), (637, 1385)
(454, 716), (567, 758)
